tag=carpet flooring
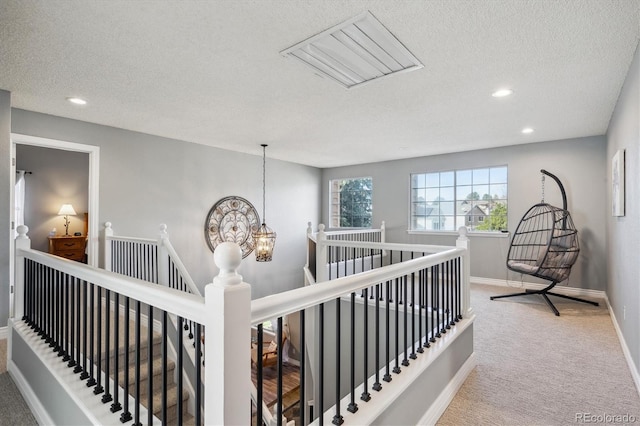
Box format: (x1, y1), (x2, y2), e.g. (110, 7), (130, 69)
(438, 284), (640, 425)
(0, 339), (37, 426)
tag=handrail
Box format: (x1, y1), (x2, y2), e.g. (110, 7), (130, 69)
(251, 247), (463, 325)
(162, 236), (201, 296)
(105, 234), (156, 244)
(18, 247), (206, 323)
(316, 239), (458, 254)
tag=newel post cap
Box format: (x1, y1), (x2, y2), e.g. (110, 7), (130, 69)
(457, 226), (469, 241)
(213, 242), (243, 286)
(16, 225), (29, 239)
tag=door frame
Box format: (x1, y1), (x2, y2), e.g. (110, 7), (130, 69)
(11, 133), (100, 267)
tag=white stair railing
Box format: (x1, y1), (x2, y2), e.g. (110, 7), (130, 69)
(13, 222), (472, 425)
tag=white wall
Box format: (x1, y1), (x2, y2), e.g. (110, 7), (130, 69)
(606, 42), (640, 373)
(322, 136), (607, 291)
(11, 109), (322, 300)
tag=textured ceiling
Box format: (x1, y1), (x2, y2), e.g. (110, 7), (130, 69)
(1, 0), (639, 168)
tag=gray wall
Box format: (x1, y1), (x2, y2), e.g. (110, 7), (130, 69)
(323, 136), (607, 291)
(606, 42), (640, 373)
(16, 145), (89, 252)
(0, 91), (10, 326)
(11, 109), (322, 301)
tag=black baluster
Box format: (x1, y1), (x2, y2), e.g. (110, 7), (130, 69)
(457, 257), (463, 320)
(256, 324), (263, 426)
(333, 299), (343, 425)
(417, 268), (424, 354)
(69, 277), (77, 368)
(277, 317), (284, 426)
(348, 292), (358, 413)
(111, 292), (121, 412)
(102, 288), (112, 402)
(402, 274), (410, 367)
(384, 281), (392, 383)
(176, 316), (183, 425)
(410, 271), (417, 360)
(87, 284), (96, 387)
(430, 266), (437, 343)
(134, 301), (141, 426)
(195, 322), (202, 426)
(373, 283), (381, 391)
(319, 303), (325, 426)
(393, 277), (401, 374)
(80, 280), (89, 380)
(120, 296), (132, 423)
(361, 287), (370, 402)
(63, 273), (70, 358)
(161, 310), (168, 424)
(94, 286), (104, 394)
(74, 277), (83, 373)
(300, 310), (306, 426)
(147, 304), (153, 426)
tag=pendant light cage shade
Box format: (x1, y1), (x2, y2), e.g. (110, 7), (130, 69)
(254, 223), (276, 262)
(253, 144), (277, 261)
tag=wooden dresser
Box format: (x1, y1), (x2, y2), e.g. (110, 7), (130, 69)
(48, 235), (86, 262)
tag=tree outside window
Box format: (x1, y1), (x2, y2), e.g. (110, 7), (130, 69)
(330, 177), (373, 228)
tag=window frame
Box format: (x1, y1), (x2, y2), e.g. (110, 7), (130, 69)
(329, 176), (373, 229)
(408, 165), (508, 234)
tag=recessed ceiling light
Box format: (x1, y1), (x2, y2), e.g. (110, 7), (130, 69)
(522, 127), (534, 134)
(66, 97), (87, 105)
(492, 89), (513, 98)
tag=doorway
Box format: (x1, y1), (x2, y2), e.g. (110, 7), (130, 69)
(10, 134), (99, 266)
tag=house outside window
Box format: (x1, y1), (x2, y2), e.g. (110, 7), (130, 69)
(410, 166), (508, 232)
(330, 177), (373, 228)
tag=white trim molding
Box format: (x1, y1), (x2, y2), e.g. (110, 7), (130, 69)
(604, 294), (640, 398)
(419, 352), (477, 425)
(471, 276), (606, 300)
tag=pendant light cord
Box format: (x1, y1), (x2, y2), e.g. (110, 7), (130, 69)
(261, 144), (267, 224)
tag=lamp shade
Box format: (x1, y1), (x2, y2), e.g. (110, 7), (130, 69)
(253, 223), (276, 262)
(58, 204), (77, 216)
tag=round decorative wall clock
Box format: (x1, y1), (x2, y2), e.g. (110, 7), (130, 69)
(204, 196), (260, 258)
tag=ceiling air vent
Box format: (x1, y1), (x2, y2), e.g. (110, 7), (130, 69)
(281, 11), (423, 89)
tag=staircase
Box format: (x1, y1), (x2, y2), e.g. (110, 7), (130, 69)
(94, 302), (195, 425)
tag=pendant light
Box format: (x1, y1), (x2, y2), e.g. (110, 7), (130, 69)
(253, 144), (276, 261)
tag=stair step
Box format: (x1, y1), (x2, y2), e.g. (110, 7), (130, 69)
(138, 381), (190, 423)
(110, 355), (176, 395)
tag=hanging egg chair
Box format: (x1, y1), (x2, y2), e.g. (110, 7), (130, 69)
(490, 169), (599, 316)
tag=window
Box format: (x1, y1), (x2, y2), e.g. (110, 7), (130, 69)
(330, 177), (373, 228)
(410, 166), (507, 232)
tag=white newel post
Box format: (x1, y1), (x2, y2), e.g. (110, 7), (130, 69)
(104, 222), (113, 271)
(380, 220), (386, 244)
(204, 242), (251, 425)
(315, 224), (328, 283)
(14, 225), (30, 320)
(157, 224), (170, 286)
(456, 227), (472, 317)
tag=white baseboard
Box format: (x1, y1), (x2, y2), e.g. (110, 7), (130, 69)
(0, 326), (7, 339)
(418, 352), (477, 425)
(603, 294), (640, 398)
(471, 276), (606, 300)
(8, 358), (54, 426)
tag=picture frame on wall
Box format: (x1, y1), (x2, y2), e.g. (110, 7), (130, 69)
(612, 149), (625, 217)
